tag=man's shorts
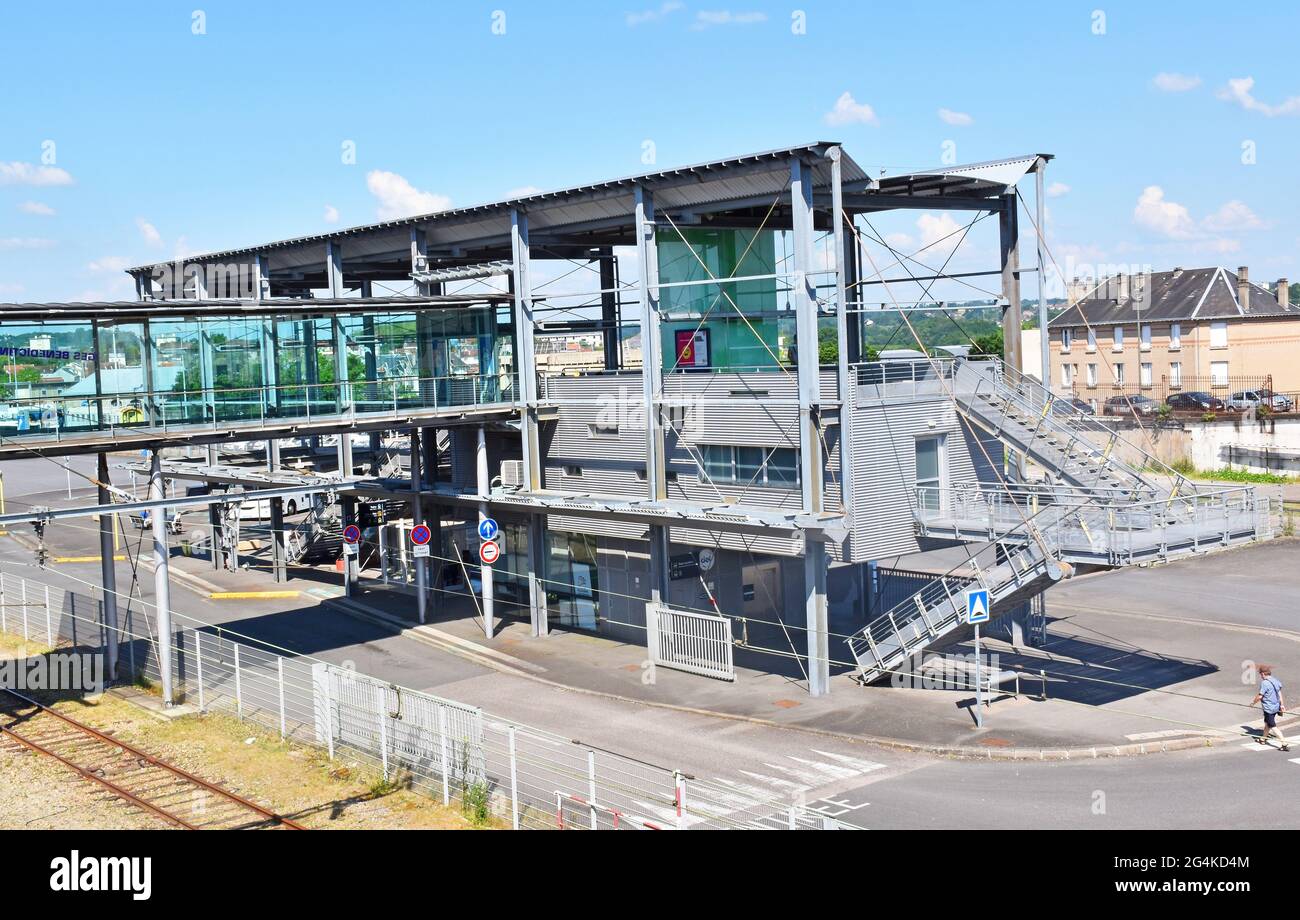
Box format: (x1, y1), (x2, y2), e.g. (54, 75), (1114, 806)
(1264, 710), (1279, 728)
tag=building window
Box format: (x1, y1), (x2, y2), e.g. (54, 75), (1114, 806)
(1140, 362), (1153, 387)
(1086, 363), (1098, 387)
(1087, 328), (1097, 352)
(563, 465), (584, 477)
(1061, 363), (1075, 387)
(588, 422), (619, 438)
(1210, 361), (1229, 387)
(1170, 361), (1182, 388)
(1210, 321), (1228, 349)
(1114, 363), (1126, 386)
(915, 436), (944, 512)
(1060, 328), (1073, 352)
(1112, 327), (1124, 352)
(1169, 323), (1181, 351)
(700, 444), (799, 488)
(1140, 325), (1152, 351)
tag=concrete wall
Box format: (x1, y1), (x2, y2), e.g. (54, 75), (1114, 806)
(1084, 416), (1300, 475)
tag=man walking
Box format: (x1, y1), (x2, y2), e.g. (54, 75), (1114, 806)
(1252, 665), (1289, 751)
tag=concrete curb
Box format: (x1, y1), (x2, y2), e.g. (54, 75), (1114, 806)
(325, 597), (1258, 762)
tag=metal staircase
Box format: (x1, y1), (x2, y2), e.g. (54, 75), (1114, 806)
(950, 358), (1183, 500)
(846, 356), (1278, 685)
(847, 516), (1068, 684)
(285, 495), (343, 565)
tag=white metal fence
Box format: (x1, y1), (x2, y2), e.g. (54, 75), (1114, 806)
(0, 570), (845, 830)
(647, 603), (735, 682)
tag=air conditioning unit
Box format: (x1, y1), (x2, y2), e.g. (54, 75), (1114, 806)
(500, 459), (525, 489)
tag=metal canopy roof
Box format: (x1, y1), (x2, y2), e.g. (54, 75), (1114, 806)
(120, 145), (1048, 288)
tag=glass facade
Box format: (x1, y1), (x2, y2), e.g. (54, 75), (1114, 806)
(0, 306), (516, 438)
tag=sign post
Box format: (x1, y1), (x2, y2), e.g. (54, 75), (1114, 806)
(965, 587), (990, 729)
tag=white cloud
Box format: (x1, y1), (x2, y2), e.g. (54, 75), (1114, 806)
(1217, 76), (1300, 117)
(87, 256), (132, 273)
(884, 232), (915, 250)
(1201, 200), (1267, 233)
(0, 162), (73, 186)
(937, 107), (973, 126)
(136, 217), (163, 247)
(366, 170), (451, 220)
(506, 185), (545, 198)
(1153, 72), (1201, 93)
(626, 1), (683, 26)
(691, 10), (767, 29)
(19, 201), (56, 216)
(916, 212), (963, 250)
(824, 92), (878, 126)
(1046, 182), (1071, 198)
(1133, 186), (1196, 239)
(0, 238), (56, 250)
(324, 205), (340, 224)
(0, 282), (24, 295)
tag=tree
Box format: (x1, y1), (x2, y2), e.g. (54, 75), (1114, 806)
(969, 332), (1004, 358)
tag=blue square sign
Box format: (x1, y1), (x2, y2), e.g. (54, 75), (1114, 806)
(965, 588), (990, 625)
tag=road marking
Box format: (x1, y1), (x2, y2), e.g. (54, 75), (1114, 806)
(208, 591), (300, 600)
(1241, 741), (1277, 752)
(1125, 729), (1226, 742)
(1289, 758), (1300, 766)
(52, 555), (126, 564)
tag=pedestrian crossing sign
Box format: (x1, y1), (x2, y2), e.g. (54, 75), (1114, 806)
(965, 588), (990, 624)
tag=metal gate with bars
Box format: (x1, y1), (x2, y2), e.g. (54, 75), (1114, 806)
(646, 603), (735, 681)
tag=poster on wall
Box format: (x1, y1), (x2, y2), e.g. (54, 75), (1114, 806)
(674, 329), (711, 369)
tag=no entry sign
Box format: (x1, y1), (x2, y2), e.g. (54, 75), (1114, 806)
(410, 524), (432, 546)
(479, 540), (500, 566)
(342, 524), (361, 545)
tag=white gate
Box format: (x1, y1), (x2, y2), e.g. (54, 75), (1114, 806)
(646, 604), (735, 681)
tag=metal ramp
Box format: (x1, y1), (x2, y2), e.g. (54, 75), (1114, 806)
(847, 532), (1067, 685)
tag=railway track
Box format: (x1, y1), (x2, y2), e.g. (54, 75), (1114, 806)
(0, 688), (304, 830)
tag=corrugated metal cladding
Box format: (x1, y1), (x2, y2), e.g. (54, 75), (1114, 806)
(849, 396), (1000, 562)
(539, 371), (847, 560)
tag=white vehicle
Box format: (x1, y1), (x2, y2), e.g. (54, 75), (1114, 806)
(1227, 390), (1294, 412)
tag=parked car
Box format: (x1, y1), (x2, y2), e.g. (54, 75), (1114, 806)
(1051, 397), (1094, 417)
(1167, 391), (1226, 412)
(1227, 389), (1294, 412)
(1102, 395), (1158, 416)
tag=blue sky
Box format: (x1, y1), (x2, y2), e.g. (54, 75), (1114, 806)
(2, 0), (1298, 302)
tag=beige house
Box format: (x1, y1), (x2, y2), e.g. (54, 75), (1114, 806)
(1046, 266), (1300, 403)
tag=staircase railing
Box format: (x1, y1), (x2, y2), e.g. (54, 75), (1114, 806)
(981, 357), (1201, 499)
(849, 500), (1072, 680)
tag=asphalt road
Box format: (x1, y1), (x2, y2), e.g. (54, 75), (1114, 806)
(4, 465), (1299, 829)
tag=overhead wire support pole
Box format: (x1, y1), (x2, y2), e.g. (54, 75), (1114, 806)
(96, 453), (119, 680)
(149, 451), (174, 705)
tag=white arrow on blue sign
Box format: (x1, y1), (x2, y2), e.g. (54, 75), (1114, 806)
(478, 518), (499, 542)
(965, 588), (990, 625)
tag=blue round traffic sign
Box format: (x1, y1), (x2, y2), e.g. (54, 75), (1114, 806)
(410, 524), (432, 546)
(342, 524), (362, 545)
(478, 518), (499, 542)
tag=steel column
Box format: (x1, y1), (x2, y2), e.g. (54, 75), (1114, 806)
(598, 247), (620, 370)
(149, 451), (174, 705)
(1035, 159), (1050, 386)
(634, 187), (671, 603)
(999, 191), (1023, 373)
(96, 453), (119, 680)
